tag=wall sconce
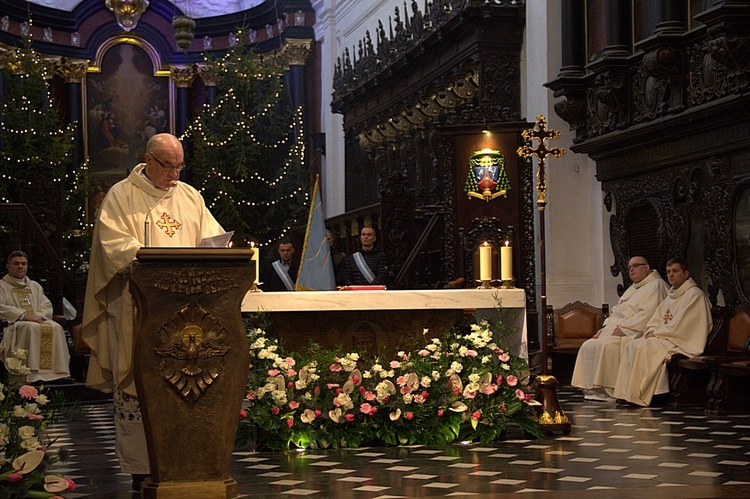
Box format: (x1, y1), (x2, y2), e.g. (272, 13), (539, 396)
(106, 0), (150, 31)
(463, 148), (511, 202)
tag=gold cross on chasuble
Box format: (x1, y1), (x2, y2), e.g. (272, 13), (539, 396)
(11, 287), (35, 315)
(156, 212), (182, 237)
(663, 308), (673, 324)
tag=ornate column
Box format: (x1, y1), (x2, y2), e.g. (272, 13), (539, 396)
(170, 66), (196, 137)
(655, 0), (688, 34)
(560, 0), (586, 76)
(282, 38), (312, 119)
(196, 63), (220, 108)
(55, 58), (89, 174)
(601, 1), (632, 56)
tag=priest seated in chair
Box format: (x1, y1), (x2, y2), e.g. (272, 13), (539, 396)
(0, 250), (71, 382)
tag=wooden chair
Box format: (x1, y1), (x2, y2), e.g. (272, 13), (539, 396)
(704, 306), (750, 414)
(547, 301), (606, 384)
(667, 306), (740, 408)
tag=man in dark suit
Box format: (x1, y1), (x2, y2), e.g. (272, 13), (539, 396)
(261, 239), (299, 291)
(340, 226), (388, 286)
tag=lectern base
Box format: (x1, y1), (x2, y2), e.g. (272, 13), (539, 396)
(142, 478), (238, 498)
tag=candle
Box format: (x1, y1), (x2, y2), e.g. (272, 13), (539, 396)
(251, 243), (259, 284)
(479, 242), (492, 281)
(501, 241), (512, 280)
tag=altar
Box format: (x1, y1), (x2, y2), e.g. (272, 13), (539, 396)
(241, 289), (527, 360)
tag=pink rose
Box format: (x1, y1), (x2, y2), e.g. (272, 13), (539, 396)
(27, 413), (43, 420)
(499, 403), (507, 412)
(390, 360), (401, 369)
(400, 386), (412, 395)
(19, 385), (38, 399)
(239, 410), (248, 418)
(330, 364), (342, 372)
(268, 369), (280, 376)
(287, 382), (294, 389)
(360, 403), (377, 415)
(472, 411), (481, 420)
(246, 391), (256, 400)
(481, 384), (498, 395)
(314, 386), (320, 395)
(286, 418), (294, 428)
(405, 411), (414, 420)
(359, 386), (366, 394)
(286, 369), (297, 377)
(506, 375), (518, 387)
(437, 409), (445, 417)
(515, 389), (526, 400)
(66, 478), (76, 491)
(418, 349), (430, 356)
(314, 410), (321, 417)
(327, 383), (340, 389)
(289, 401), (299, 410)
(8, 472), (23, 483)
(351, 377), (360, 384)
(496, 375), (503, 385)
(271, 407), (280, 415)
(364, 391), (376, 401)
(396, 376), (407, 386)
(345, 413), (355, 422)
(465, 349), (478, 357)
(285, 357), (296, 366)
(499, 353), (510, 362)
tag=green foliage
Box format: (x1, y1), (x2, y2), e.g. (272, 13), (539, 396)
(187, 37), (308, 248)
(238, 317), (541, 451)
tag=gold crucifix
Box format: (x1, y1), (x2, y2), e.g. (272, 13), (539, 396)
(156, 212), (182, 237)
(516, 115), (566, 211)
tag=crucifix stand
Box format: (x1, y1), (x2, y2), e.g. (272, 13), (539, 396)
(517, 115), (571, 435)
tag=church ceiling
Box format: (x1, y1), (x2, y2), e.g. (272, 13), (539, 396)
(26, 0), (265, 19)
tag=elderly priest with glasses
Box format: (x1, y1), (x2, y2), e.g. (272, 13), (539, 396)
(82, 133), (225, 490)
(571, 256), (669, 401)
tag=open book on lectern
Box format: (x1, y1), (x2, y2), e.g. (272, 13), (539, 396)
(197, 231), (234, 248)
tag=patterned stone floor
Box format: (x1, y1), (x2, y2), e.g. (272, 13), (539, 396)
(45, 387), (750, 498)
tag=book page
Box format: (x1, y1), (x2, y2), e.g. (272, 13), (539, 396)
(198, 231), (234, 248)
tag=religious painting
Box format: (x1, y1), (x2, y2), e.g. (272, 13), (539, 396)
(85, 40), (171, 220)
(735, 186), (750, 301)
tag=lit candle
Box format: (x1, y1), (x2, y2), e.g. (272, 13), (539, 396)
(479, 242), (492, 281)
(251, 242), (259, 284)
(501, 241), (512, 281)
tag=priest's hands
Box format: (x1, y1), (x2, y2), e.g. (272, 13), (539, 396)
(21, 314), (46, 323)
(612, 327), (626, 337)
(645, 331), (655, 339)
(593, 328), (603, 339)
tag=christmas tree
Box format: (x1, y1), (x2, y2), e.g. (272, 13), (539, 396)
(0, 43), (74, 202)
(186, 37), (308, 249)
(0, 40), (87, 271)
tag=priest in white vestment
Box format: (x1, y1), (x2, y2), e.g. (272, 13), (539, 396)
(0, 251), (71, 382)
(613, 258), (712, 407)
(82, 134), (224, 487)
(571, 256), (668, 400)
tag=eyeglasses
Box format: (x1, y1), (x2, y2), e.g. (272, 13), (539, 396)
(149, 153), (185, 172)
(628, 263), (647, 270)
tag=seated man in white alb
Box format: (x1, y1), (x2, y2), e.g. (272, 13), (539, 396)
(571, 256), (668, 400)
(613, 258), (712, 406)
(0, 251), (71, 382)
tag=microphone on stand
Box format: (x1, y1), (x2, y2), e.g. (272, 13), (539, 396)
(144, 181), (177, 247)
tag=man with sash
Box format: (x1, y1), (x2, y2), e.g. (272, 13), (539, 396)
(571, 256), (668, 401)
(0, 250), (71, 382)
(341, 226), (388, 286)
(262, 239), (299, 291)
(613, 258), (712, 406)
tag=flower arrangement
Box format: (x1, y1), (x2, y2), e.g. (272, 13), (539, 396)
(239, 316), (542, 451)
(0, 349), (75, 498)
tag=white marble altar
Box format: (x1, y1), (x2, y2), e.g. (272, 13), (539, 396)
(242, 289), (527, 360)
